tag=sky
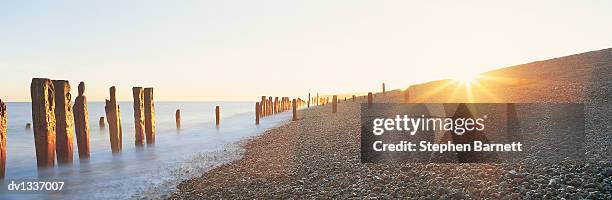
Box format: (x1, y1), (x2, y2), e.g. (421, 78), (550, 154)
(1, 0), (611, 102)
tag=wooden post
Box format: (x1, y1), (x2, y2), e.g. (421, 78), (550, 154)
(175, 109), (181, 129)
(279, 98), (283, 113)
(0, 99), (7, 178)
(132, 87), (145, 146)
(308, 93), (310, 108)
(261, 96), (266, 117)
(73, 82), (90, 159)
(53, 80), (74, 164)
(368, 92), (373, 107)
(215, 106), (220, 126)
(332, 95), (338, 113)
(105, 86), (122, 153)
(268, 97), (272, 115)
(382, 83), (386, 95)
(144, 88), (155, 144)
(255, 102), (260, 125)
(264, 99), (268, 116)
(292, 99), (297, 121)
(31, 78), (56, 168)
(274, 97), (278, 114)
(316, 93), (319, 106)
(404, 90), (410, 103)
(99, 117), (105, 129)
(352, 95), (356, 102)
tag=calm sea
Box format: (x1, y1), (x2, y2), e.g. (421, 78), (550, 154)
(1, 101), (291, 199)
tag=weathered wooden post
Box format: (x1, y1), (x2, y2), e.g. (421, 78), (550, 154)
(285, 97), (289, 111)
(132, 87), (145, 146)
(352, 95), (356, 102)
(268, 97), (273, 115)
(53, 80), (74, 164)
(0, 99), (7, 178)
(255, 102), (260, 125)
(264, 99), (268, 116)
(144, 88), (155, 144)
(215, 106), (220, 126)
(31, 78), (56, 167)
(261, 96), (266, 117)
(105, 86), (122, 153)
(267, 97), (270, 116)
(316, 93), (319, 106)
(382, 83), (386, 95)
(175, 109), (181, 129)
(274, 97), (278, 114)
(368, 92), (373, 107)
(262, 99), (266, 116)
(308, 93), (311, 108)
(73, 82), (90, 159)
(332, 95), (338, 113)
(404, 90), (410, 103)
(292, 99), (297, 121)
(280, 98), (283, 111)
(99, 117), (105, 129)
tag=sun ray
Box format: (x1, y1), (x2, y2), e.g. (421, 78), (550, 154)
(413, 80), (457, 103)
(471, 80), (501, 102)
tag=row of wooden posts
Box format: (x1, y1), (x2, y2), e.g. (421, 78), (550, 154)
(25, 78), (160, 169)
(0, 80), (395, 178)
(255, 96), (307, 124)
(255, 82), (398, 123)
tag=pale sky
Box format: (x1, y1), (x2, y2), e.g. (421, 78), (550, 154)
(1, 0), (611, 102)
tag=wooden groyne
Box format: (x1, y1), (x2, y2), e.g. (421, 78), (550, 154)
(144, 88), (155, 144)
(254, 95), (308, 124)
(215, 106), (220, 126)
(176, 109), (181, 129)
(53, 80), (74, 164)
(368, 92), (373, 107)
(0, 99), (6, 179)
(255, 102), (260, 125)
(31, 78), (56, 168)
(13, 78), (401, 174)
(382, 83), (386, 95)
(308, 93), (311, 108)
(73, 82), (90, 159)
(132, 87), (145, 146)
(105, 86), (122, 153)
(292, 99), (297, 121)
(332, 95), (337, 113)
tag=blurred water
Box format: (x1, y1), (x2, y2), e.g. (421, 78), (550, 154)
(0, 101), (291, 199)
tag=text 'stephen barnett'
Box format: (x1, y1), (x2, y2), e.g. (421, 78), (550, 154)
(373, 140), (523, 153)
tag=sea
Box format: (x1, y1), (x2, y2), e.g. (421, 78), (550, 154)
(0, 101), (292, 199)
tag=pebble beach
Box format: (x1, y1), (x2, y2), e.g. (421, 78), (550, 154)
(170, 48), (612, 199)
